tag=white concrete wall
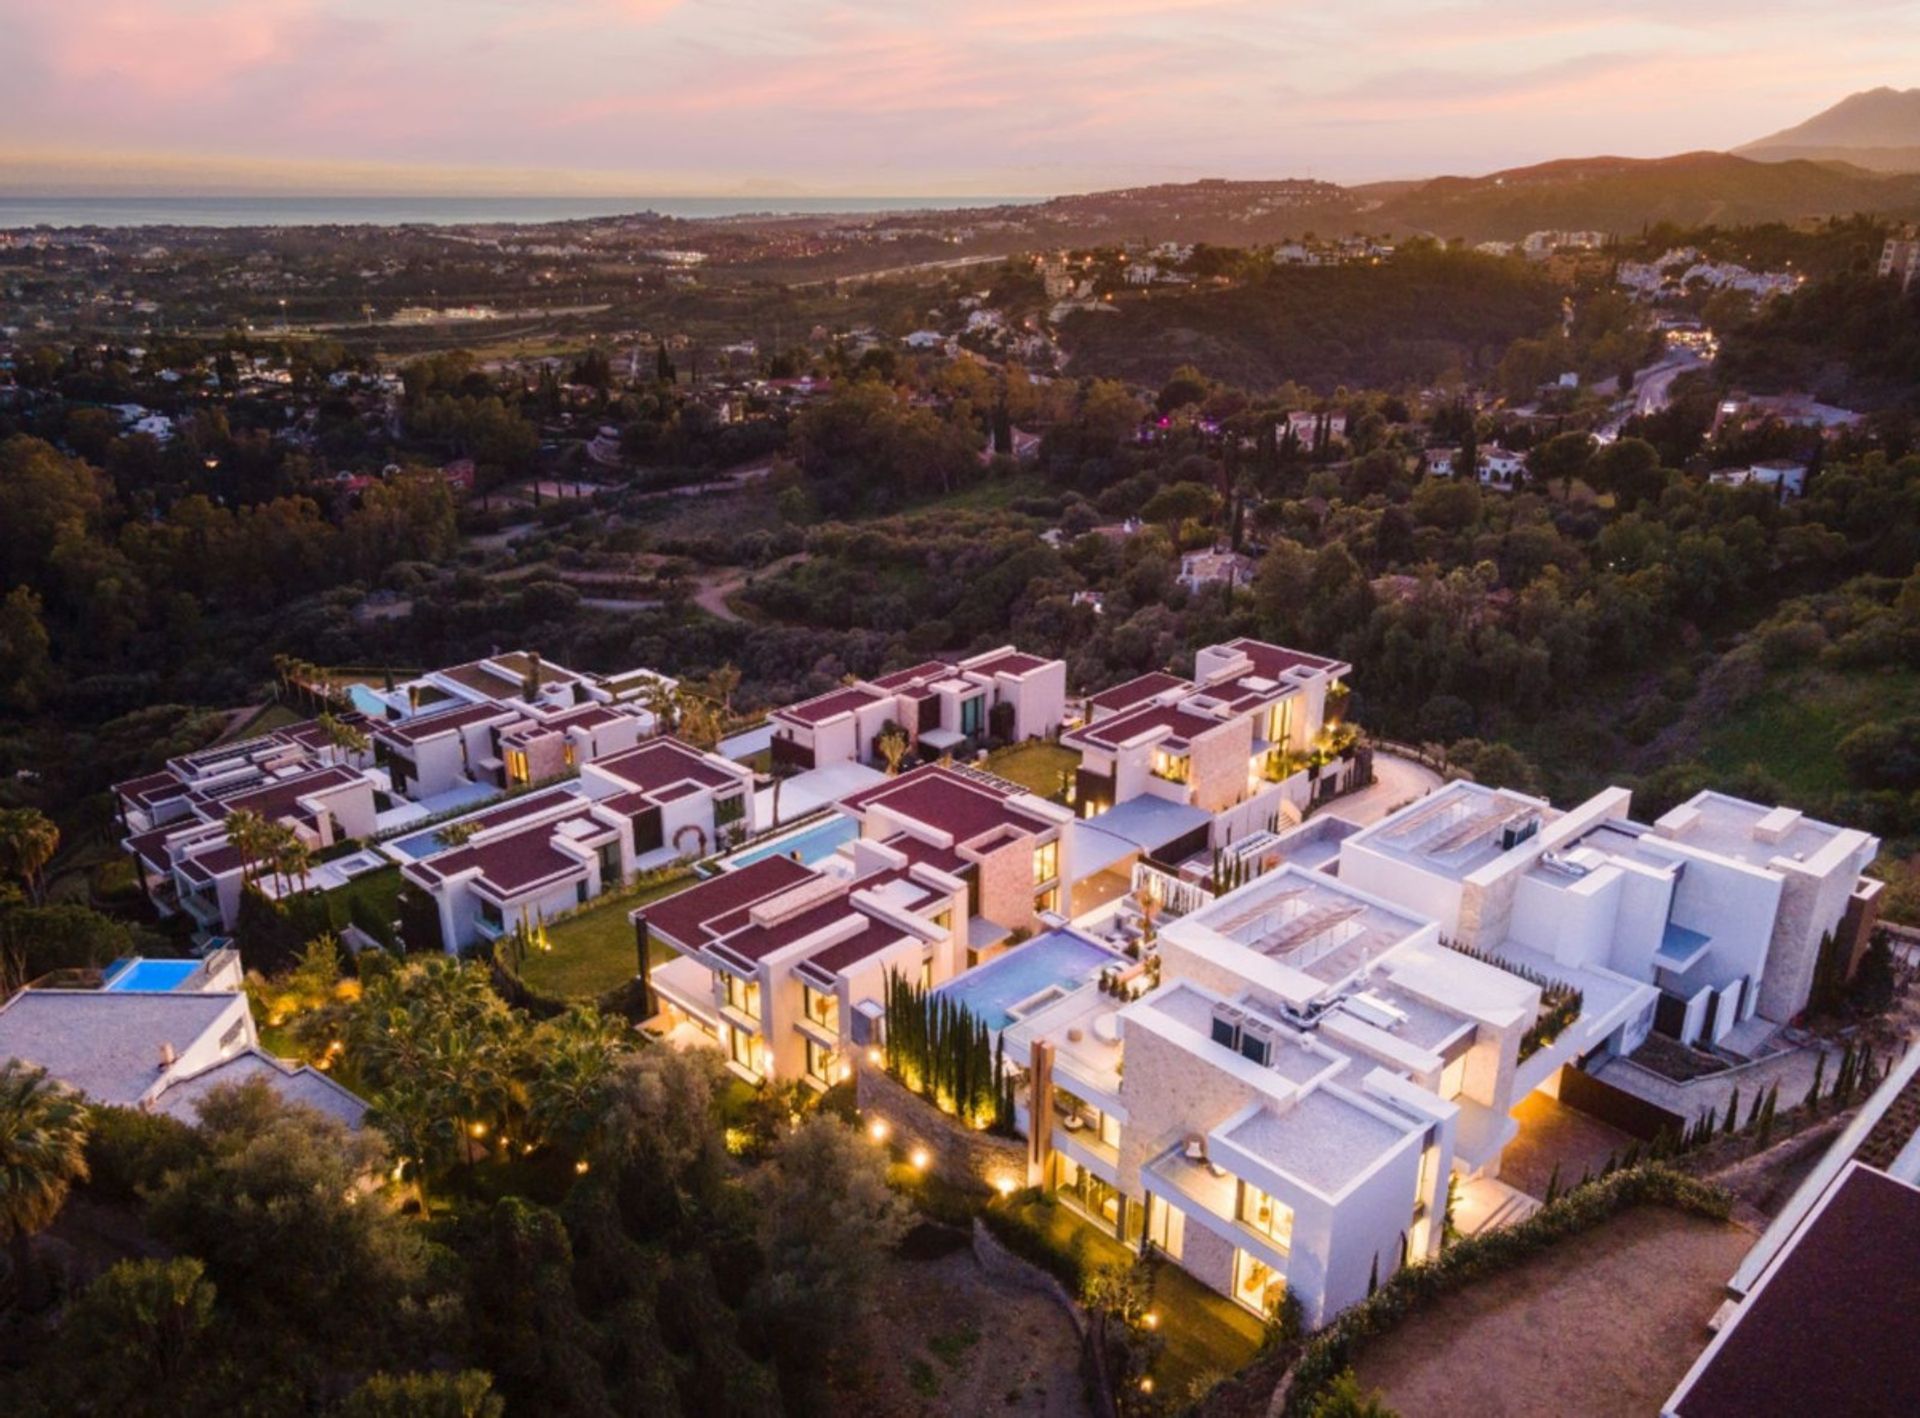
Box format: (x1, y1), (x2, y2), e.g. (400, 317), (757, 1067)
(1339, 845), (1465, 939)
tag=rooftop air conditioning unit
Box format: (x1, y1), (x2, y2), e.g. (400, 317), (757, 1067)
(1239, 1019), (1276, 1067)
(1501, 816), (1541, 851)
(1211, 1004), (1246, 1051)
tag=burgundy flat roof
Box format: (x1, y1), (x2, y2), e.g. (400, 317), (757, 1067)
(966, 650), (1051, 679)
(642, 855), (815, 950)
(842, 766), (1051, 844)
(867, 659), (954, 691)
(376, 701), (517, 745)
(1218, 638), (1343, 681)
(1088, 671), (1191, 713)
(592, 738), (734, 794)
(773, 685), (886, 726)
(1673, 1165), (1920, 1418)
(1071, 701), (1223, 752)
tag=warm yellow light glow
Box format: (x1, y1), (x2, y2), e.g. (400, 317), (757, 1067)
(469, 1120), (488, 1139)
(866, 1047), (882, 1065)
(574, 1159), (591, 1175)
(1143, 1312), (1159, 1330)
(390, 1161), (406, 1183)
(995, 1176), (1016, 1198)
(869, 1118), (889, 1142)
(1140, 1378), (1154, 1394)
(909, 1147), (930, 1171)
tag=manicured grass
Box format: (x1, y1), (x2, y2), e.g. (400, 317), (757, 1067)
(1003, 1195), (1264, 1399)
(983, 741), (1081, 800)
(517, 875), (694, 999)
(328, 864), (405, 942)
(219, 702), (303, 743)
(1697, 666), (1920, 802)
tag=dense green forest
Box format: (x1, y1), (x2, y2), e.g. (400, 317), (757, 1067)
(1058, 245), (1561, 390)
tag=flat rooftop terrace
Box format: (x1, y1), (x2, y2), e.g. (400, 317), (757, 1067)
(1187, 867), (1430, 984)
(1657, 791), (1858, 872)
(1223, 1090), (1413, 1195)
(1349, 779), (1556, 882)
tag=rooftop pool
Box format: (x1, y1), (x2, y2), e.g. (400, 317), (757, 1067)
(934, 930), (1120, 1032)
(345, 683), (390, 718)
(102, 958), (202, 992)
(727, 815), (858, 869)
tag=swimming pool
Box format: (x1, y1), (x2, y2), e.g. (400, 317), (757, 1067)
(387, 827), (452, 861)
(934, 930), (1119, 1032)
(103, 958), (201, 992)
(728, 816), (859, 868)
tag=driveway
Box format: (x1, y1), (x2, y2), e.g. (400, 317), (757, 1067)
(1327, 751), (1443, 827)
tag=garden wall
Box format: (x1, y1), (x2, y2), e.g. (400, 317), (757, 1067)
(855, 1063), (1026, 1193)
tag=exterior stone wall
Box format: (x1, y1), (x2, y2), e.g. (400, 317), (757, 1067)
(1180, 1217), (1240, 1300)
(973, 834), (1040, 932)
(854, 1063), (1027, 1193)
(1190, 719), (1255, 815)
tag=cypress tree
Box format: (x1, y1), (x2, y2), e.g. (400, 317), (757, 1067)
(1806, 1051), (1827, 1110)
(1723, 1087), (1741, 1137)
(1544, 1162), (1561, 1205)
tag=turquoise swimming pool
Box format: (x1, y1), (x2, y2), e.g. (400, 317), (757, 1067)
(728, 816), (859, 868)
(346, 684), (389, 718)
(103, 958), (201, 992)
(934, 930), (1118, 1032)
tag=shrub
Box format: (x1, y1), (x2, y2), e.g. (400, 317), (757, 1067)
(980, 1195), (1087, 1293)
(83, 1105), (205, 1203)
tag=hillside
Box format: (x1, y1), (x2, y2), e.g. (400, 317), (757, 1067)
(1365, 152), (1920, 241)
(1740, 87), (1920, 172)
(1056, 246), (1559, 391)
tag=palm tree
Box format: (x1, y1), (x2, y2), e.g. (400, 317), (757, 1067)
(640, 676), (679, 738)
(224, 809), (269, 887)
(0, 809), (59, 905)
(708, 662), (742, 719)
(877, 726), (910, 777)
(0, 1060), (90, 1308)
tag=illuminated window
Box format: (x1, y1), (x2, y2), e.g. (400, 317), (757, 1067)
(1033, 838), (1059, 884)
(1035, 885), (1060, 915)
(803, 984), (840, 1034)
(805, 1036), (835, 1084)
(1150, 749), (1190, 784)
(1146, 1193), (1186, 1259)
(1237, 1182), (1294, 1250)
(505, 748), (530, 786)
(563, 741), (577, 768)
(724, 972), (761, 1022)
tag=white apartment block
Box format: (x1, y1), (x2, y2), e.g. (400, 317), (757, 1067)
(637, 843), (968, 1087)
(399, 737), (757, 953)
(769, 647), (1067, 773)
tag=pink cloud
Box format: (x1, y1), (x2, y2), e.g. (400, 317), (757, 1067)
(30, 1), (321, 101)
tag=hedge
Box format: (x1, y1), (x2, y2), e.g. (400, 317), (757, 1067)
(1283, 1166), (1731, 1415)
(980, 1193), (1090, 1294)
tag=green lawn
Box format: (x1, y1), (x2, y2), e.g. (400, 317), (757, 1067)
(218, 702), (303, 743)
(518, 875), (695, 999)
(984, 741), (1081, 800)
(1697, 666), (1920, 802)
(327, 865), (405, 944)
(1003, 1195), (1264, 1399)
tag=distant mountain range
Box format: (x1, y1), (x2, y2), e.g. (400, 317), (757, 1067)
(1009, 150), (1920, 247)
(1738, 87), (1920, 173)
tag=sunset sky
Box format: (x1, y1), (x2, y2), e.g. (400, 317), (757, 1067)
(4, 0), (1915, 196)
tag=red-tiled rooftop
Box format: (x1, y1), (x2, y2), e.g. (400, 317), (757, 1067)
(1215, 638), (1342, 683)
(1672, 1165), (1920, 1418)
(1088, 672), (1191, 713)
(1071, 701), (1224, 751)
(642, 855), (816, 949)
(411, 813), (611, 897)
(966, 650), (1052, 679)
(591, 738), (736, 795)
(842, 766), (1052, 845)
(773, 685), (886, 726)
(115, 770), (189, 807)
(375, 700), (518, 745)
(208, 765), (363, 821)
(867, 659), (954, 691)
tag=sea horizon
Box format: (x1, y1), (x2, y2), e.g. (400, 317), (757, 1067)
(0, 193), (1047, 231)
